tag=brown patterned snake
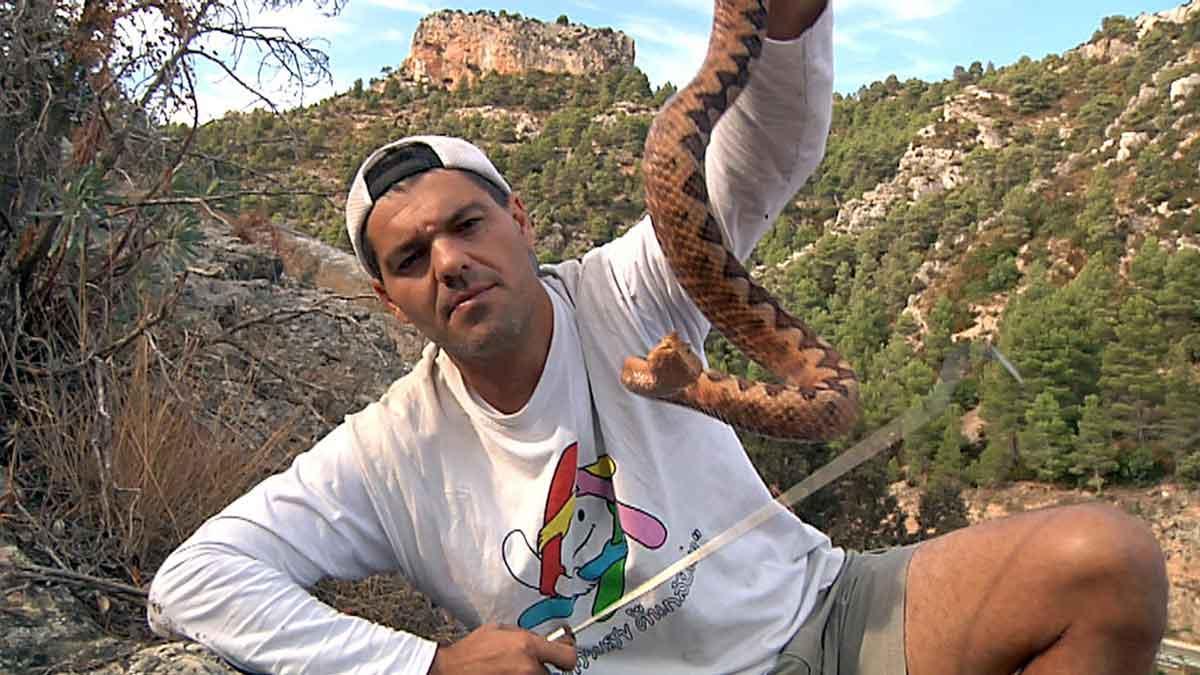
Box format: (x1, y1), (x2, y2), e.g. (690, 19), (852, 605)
(620, 0), (861, 441)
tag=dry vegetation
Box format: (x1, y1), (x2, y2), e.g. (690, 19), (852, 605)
(0, 0), (440, 644)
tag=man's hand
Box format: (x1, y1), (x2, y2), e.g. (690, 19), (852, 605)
(766, 0), (828, 40)
(428, 623), (577, 675)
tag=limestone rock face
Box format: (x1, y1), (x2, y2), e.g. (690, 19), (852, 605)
(400, 10), (635, 89)
(1078, 37), (1136, 63)
(1171, 72), (1200, 105)
(1137, 0), (1200, 38)
(832, 144), (966, 234)
(1117, 130), (1151, 162)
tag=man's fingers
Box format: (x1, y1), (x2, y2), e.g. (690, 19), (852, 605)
(534, 634), (578, 670)
(551, 624), (575, 645)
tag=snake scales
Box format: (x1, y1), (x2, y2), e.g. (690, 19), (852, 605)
(620, 0), (861, 441)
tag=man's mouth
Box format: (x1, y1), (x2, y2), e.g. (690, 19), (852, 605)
(447, 285), (496, 317)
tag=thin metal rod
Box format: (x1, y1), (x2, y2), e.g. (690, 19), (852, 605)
(548, 346), (972, 642)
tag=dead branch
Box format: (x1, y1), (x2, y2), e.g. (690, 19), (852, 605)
(22, 272), (189, 378)
(7, 499), (70, 573)
(0, 559), (148, 601)
(91, 358), (115, 535)
(109, 189), (339, 210)
(211, 336), (337, 399)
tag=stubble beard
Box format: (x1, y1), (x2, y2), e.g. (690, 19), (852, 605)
(441, 293), (532, 362)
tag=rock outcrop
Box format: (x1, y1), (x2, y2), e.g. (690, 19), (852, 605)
(1137, 0), (1200, 38)
(1171, 72), (1200, 106)
(832, 143), (967, 235)
(1, 536), (239, 674)
(400, 10), (635, 89)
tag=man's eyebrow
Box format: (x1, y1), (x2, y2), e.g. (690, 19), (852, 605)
(444, 200), (489, 227)
(382, 200), (491, 267)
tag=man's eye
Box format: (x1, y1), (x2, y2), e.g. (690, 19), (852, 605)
(395, 251), (422, 273)
(458, 218), (481, 232)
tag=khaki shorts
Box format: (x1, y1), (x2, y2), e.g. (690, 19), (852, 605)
(769, 544), (918, 675)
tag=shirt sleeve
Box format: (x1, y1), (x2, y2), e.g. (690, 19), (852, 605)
(707, 5), (835, 261)
(146, 423), (439, 675)
(592, 6), (834, 349)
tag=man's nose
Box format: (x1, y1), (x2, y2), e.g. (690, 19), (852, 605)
(432, 238), (470, 288)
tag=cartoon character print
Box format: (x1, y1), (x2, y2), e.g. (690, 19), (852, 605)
(502, 443), (667, 630)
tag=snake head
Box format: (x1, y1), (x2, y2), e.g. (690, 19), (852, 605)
(621, 332), (705, 398)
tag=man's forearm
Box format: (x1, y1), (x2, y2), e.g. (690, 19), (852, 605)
(767, 0), (828, 40)
(149, 543), (438, 674)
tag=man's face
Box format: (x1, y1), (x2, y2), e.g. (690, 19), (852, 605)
(367, 169), (541, 360)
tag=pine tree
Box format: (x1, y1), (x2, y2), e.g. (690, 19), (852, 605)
(1071, 394), (1119, 492)
(980, 267), (1103, 463)
(1162, 347), (1200, 484)
(1099, 294), (1168, 451)
(930, 407), (967, 486)
(1159, 248), (1200, 342)
(1060, 255), (1119, 343)
(924, 296), (957, 370)
(1129, 237), (1168, 294)
(835, 255), (889, 368)
(861, 334), (936, 430)
(916, 478), (970, 539)
(1020, 391), (1074, 482)
(1076, 166), (1121, 255)
(970, 437), (1015, 486)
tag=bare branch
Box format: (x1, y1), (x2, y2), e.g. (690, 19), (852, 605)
(25, 272), (189, 378)
(0, 559), (148, 601)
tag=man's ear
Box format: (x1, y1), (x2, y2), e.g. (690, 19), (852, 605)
(372, 280), (409, 323)
(509, 193), (535, 247)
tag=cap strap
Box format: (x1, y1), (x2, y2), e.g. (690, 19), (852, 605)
(365, 143), (443, 200)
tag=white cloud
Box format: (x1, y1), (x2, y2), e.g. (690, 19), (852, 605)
(381, 28), (411, 42)
(365, 0), (436, 14)
(183, 63), (351, 123)
(835, 18), (936, 55)
(837, 0), (959, 22)
(833, 0), (960, 91)
(643, 0), (712, 15)
(620, 20), (710, 87)
(835, 54), (956, 93)
(882, 25), (934, 44)
(258, 4), (353, 40)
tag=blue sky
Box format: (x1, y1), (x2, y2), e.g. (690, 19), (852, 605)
(192, 0), (1183, 119)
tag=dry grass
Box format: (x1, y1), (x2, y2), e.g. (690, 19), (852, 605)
(230, 209), (284, 255)
(1, 270), (466, 644)
(7, 334), (296, 600)
(313, 575), (468, 644)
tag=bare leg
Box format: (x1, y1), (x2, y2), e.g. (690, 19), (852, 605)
(904, 503), (1168, 675)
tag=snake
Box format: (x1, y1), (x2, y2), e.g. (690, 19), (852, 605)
(619, 0), (861, 442)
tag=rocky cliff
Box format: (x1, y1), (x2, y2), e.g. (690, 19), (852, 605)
(399, 10), (635, 89)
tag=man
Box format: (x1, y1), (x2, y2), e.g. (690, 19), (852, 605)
(149, 1), (1169, 673)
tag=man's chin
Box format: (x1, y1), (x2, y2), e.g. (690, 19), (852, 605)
(441, 325), (517, 361)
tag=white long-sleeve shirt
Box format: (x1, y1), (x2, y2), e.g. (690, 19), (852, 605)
(149, 9), (837, 674)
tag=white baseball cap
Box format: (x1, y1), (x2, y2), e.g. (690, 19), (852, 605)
(345, 135), (511, 279)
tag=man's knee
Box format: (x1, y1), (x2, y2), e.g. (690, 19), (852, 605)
(1045, 504), (1164, 581)
(1042, 503), (1168, 631)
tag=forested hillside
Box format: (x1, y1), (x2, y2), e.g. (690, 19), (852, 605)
(182, 2), (1200, 530)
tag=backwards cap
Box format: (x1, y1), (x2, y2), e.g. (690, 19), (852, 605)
(344, 135), (510, 278)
